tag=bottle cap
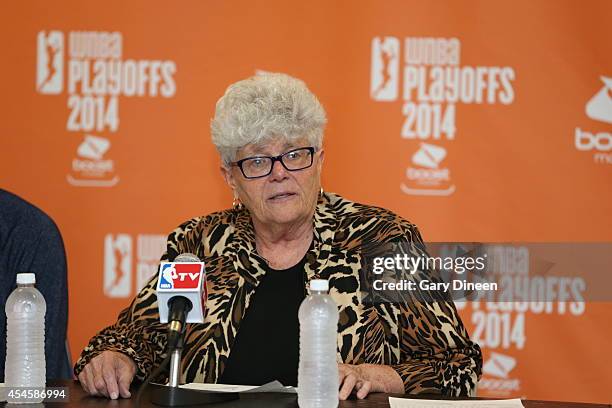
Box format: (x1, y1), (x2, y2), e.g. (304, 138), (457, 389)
(309, 279), (329, 292)
(16, 273), (36, 285)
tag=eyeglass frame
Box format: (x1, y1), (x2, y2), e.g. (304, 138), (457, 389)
(230, 146), (317, 179)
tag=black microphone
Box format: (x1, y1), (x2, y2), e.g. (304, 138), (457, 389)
(167, 296), (192, 349)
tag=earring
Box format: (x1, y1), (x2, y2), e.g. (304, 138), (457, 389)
(319, 187), (324, 197)
(232, 195), (243, 210)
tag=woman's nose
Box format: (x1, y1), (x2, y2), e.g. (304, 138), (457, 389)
(269, 159), (289, 180)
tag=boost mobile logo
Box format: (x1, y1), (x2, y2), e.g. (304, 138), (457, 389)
(77, 134), (110, 160)
(411, 142), (447, 169)
(574, 76), (612, 165)
(67, 135), (118, 187)
(401, 143), (455, 196)
(585, 76), (612, 124)
(482, 352), (516, 378)
(479, 352), (520, 394)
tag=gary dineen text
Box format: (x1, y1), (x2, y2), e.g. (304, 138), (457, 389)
(371, 254), (497, 293)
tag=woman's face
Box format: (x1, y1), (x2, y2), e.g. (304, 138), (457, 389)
(222, 136), (324, 228)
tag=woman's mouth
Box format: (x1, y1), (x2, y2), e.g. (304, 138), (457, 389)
(268, 192), (297, 201)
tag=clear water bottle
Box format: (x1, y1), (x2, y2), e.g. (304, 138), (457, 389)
(5, 273), (46, 403)
(298, 279), (339, 408)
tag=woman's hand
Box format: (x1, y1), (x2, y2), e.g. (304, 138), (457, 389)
(338, 363), (405, 400)
(78, 351), (136, 399)
(338, 364), (371, 399)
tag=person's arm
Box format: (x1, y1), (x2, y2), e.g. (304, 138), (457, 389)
(339, 219), (481, 398)
(74, 253), (172, 399)
(27, 217), (70, 379)
(74, 220), (191, 384)
(338, 302), (481, 398)
(389, 299), (482, 395)
(337, 297), (480, 398)
(388, 224), (482, 396)
(75, 216), (210, 399)
(73, 262), (170, 383)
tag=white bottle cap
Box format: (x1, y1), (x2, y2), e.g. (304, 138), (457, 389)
(16, 273), (36, 285)
(309, 279), (329, 292)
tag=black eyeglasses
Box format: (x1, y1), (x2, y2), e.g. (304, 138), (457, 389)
(231, 147), (316, 179)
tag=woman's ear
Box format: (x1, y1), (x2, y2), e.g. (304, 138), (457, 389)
(316, 148), (325, 173)
(220, 164), (237, 190)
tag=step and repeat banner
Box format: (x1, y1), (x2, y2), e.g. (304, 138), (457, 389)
(1, 0), (611, 403)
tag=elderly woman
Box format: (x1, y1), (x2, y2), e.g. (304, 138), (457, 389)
(75, 73), (482, 400)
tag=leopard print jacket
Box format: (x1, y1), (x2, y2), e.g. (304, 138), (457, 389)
(74, 192), (482, 396)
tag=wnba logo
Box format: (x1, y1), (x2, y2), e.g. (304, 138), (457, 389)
(36, 30), (64, 94)
(103, 233), (167, 298)
(104, 234), (132, 298)
(370, 37), (400, 101)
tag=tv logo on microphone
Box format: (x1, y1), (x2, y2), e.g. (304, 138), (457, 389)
(157, 262), (206, 323)
(158, 263), (203, 290)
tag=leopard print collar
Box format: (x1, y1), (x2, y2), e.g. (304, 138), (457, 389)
(227, 191), (340, 285)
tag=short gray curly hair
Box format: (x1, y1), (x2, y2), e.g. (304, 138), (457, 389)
(211, 73), (327, 164)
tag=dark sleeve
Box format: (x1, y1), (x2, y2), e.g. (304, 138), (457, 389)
(386, 223), (483, 396)
(4, 205), (71, 380)
(73, 220), (194, 382)
(26, 217), (70, 379)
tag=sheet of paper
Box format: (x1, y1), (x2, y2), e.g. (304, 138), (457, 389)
(180, 380), (297, 394)
(242, 380), (297, 394)
(389, 397), (525, 408)
(180, 382), (257, 393)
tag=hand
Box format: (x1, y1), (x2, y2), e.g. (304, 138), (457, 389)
(338, 363), (405, 400)
(338, 363), (372, 400)
(78, 350), (136, 399)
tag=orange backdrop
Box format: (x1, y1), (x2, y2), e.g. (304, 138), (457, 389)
(1, 0), (611, 403)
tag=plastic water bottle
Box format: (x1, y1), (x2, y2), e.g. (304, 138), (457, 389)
(298, 279), (339, 408)
(5, 273), (46, 403)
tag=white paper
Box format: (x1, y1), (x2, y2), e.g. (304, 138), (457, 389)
(243, 380), (297, 394)
(180, 380), (297, 394)
(180, 383), (257, 393)
(389, 397), (525, 408)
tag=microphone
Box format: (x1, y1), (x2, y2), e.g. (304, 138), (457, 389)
(156, 253), (207, 349)
(141, 254), (235, 406)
